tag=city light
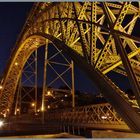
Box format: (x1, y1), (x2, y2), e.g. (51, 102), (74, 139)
(47, 91), (51, 95)
(31, 102), (35, 107)
(47, 105), (50, 109)
(101, 116), (107, 120)
(41, 106), (44, 111)
(14, 62), (18, 66)
(17, 108), (20, 112)
(0, 85), (3, 89)
(0, 120), (4, 128)
(45, 90), (54, 98)
(3, 113), (6, 118)
(101, 114), (111, 120)
(65, 94), (68, 97)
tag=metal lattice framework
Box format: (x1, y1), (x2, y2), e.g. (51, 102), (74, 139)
(14, 51), (38, 115)
(0, 2), (140, 132)
(45, 103), (130, 131)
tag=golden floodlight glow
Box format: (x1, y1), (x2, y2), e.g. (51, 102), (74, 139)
(17, 108), (20, 112)
(47, 91), (51, 96)
(15, 62), (18, 66)
(31, 102), (35, 107)
(0, 85), (3, 89)
(3, 113), (6, 118)
(41, 106), (44, 111)
(47, 105), (50, 109)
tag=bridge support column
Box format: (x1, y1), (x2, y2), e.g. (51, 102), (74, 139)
(60, 125), (63, 132)
(67, 125), (70, 133)
(78, 126), (80, 135)
(72, 126), (75, 135)
(63, 125), (66, 132)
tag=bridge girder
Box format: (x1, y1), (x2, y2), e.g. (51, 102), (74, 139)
(0, 2), (140, 132)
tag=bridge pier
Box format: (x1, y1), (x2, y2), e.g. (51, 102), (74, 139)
(78, 126), (80, 135)
(63, 125), (66, 132)
(72, 126), (75, 135)
(59, 124), (92, 137)
(67, 125), (70, 134)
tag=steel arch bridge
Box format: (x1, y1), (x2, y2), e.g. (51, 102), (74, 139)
(0, 2), (140, 132)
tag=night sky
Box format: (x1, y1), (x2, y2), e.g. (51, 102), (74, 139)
(0, 2), (131, 95)
(0, 2), (33, 75)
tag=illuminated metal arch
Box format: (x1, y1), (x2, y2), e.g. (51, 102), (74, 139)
(0, 33), (140, 132)
(0, 35), (45, 114)
(22, 2), (140, 106)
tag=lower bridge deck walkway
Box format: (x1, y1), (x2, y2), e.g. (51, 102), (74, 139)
(1, 103), (132, 137)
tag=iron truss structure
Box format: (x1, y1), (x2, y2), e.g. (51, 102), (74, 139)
(45, 103), (130, 131)
(0, 2), (140, 132)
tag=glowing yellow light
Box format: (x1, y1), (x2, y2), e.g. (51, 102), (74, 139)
(7, 109), (9, 112)
(47, 91), (51, 96)
(37, 109), (40, 112)
(45, 90), (54, 97)
(47, 105), (50, 109)
(17, 108), (20, 112)
(101, 116), (107, 120)
(0, 85), (3, 89)
(31, 103), (35, 107)
(41, 106), (44, 111)
(15, 62), (18, 66)
(3, 113), (6, 118)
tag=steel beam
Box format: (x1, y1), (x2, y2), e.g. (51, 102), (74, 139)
(101, 3), (140, 107)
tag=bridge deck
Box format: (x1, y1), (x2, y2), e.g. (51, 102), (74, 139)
(0, 133), (84, 138)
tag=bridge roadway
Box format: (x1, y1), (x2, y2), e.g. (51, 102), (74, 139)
(1, 117), (140, 138)
(0, 103), (132, 137)
(0, 133), (84, 138)
(2, 131), (140, 138)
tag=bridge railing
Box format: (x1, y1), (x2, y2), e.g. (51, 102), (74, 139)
(45, 103), (130, 131)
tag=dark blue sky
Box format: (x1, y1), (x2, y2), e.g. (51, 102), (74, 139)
(0, 2), (33, 75)
(0, 2), (130, 94)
